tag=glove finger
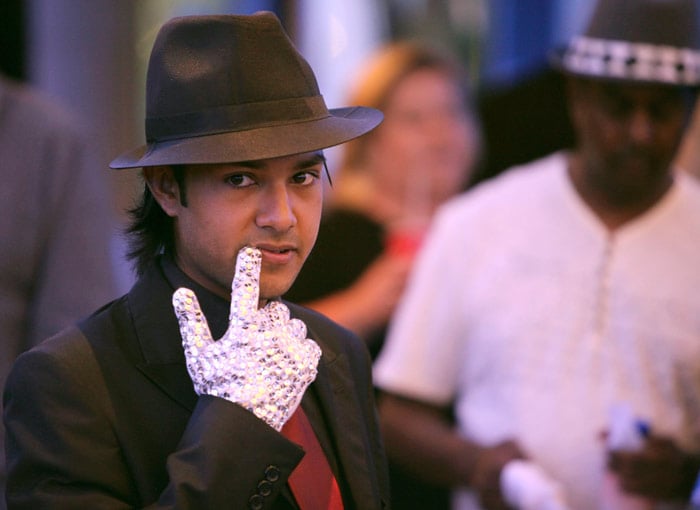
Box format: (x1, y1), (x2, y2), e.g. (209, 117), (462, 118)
(262, 300), (291, 326)
(296, 336), (322, 369)
(229, 246), (262, 326)
(287, 317), (308, 339)
(172, 287), (213, 352)
(305, 337), (322, 363)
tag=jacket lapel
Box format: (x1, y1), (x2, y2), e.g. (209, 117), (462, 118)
(126, 259), (200, 411)
(301, 318), (379, 510)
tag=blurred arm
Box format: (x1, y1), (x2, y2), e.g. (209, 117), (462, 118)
(378, 391), (525, 510)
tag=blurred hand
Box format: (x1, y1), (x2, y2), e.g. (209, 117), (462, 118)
(345, 251), (413, 331)
(608, 434), (700, 501)
(469, 440), (525, 510)
(501, 460), (571, 510)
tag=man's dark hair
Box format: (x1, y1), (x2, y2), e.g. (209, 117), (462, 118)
(126, 165), (187, 276)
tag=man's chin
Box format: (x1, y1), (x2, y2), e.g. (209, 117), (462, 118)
(259, 281), (295, 303)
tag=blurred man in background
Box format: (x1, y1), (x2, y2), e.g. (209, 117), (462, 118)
(0, 73), (119, 501)
(374, 0), (700, 508)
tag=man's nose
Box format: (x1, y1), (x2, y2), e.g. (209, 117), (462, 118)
(256, 184), (296, 231)
(628, 108), (654, 145)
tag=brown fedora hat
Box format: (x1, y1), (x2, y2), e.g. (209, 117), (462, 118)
(550, 0), (700, 86)
(110, 12), (383, 169)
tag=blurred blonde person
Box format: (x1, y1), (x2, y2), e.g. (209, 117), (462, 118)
(287, 41), (480, 359)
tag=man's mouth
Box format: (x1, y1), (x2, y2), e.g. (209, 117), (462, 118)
(257, 246), (294, 253)
(254, 244), (297, 263)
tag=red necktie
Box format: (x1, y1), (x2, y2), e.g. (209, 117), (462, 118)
(281, 406), (344, 510)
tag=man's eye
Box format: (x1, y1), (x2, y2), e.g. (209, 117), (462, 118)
(225, 174), (255, 187)
(293, 171), (320, 185)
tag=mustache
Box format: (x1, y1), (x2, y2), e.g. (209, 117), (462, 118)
(610, 147), (659, 169)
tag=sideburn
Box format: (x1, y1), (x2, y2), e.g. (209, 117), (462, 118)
(171, 165), (188, 206)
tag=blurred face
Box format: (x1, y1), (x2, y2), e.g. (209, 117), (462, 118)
(569, 78), (694, 206)
(147, 152), (325, 304)
(366, 68), (477, 212)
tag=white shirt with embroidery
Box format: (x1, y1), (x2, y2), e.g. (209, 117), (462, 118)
(374, 151), (700, 510)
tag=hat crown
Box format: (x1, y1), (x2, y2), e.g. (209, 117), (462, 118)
(553, 0), (700, 86)
(109, 12), (383, 169)
(145, 12), (323, 141)
(584, 0), (700, 49)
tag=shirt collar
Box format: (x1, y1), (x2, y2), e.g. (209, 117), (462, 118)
(160, 255), (231, 340)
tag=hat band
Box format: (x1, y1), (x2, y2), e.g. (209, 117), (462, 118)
(146, 95), (330, 142)
(563, 36), (700, 85)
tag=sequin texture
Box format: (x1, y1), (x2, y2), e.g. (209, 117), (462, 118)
(172, 246), (321, 431)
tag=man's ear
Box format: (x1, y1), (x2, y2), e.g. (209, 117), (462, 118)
(143, 165), (182, 217)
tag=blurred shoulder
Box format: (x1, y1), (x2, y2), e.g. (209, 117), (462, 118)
(454, 152), (566, 206)
(0, 74), (85, 140)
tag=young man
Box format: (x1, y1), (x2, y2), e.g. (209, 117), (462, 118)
(373, 0), (700, 509)
(3, 12), (389, 509)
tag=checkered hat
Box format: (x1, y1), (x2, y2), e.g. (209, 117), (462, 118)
(551, 0), (700, 87)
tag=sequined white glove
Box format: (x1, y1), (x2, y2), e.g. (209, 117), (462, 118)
(172, 246), (322, 431)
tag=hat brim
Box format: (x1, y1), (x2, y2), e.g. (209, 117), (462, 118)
(110, 106), (383, 169)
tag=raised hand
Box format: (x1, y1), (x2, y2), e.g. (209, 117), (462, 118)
(172, 246), (322, 431)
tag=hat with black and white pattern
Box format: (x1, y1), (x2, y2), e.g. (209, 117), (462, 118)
(551, 0), (700, 87)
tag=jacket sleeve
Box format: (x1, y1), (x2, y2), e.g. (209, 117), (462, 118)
(3, 331), (304, 509)
(153, 396), (304, 509)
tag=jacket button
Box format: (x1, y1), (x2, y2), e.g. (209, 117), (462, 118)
(264, 465), (280, 482)
(258, 480), (273, 496)
(248, 494), (264, 510)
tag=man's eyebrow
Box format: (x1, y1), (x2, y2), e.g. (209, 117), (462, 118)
(295, 152), (327, 170)
(231, 152), (326, 170)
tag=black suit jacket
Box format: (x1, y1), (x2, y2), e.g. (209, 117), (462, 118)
(3, 258), (390, 509)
